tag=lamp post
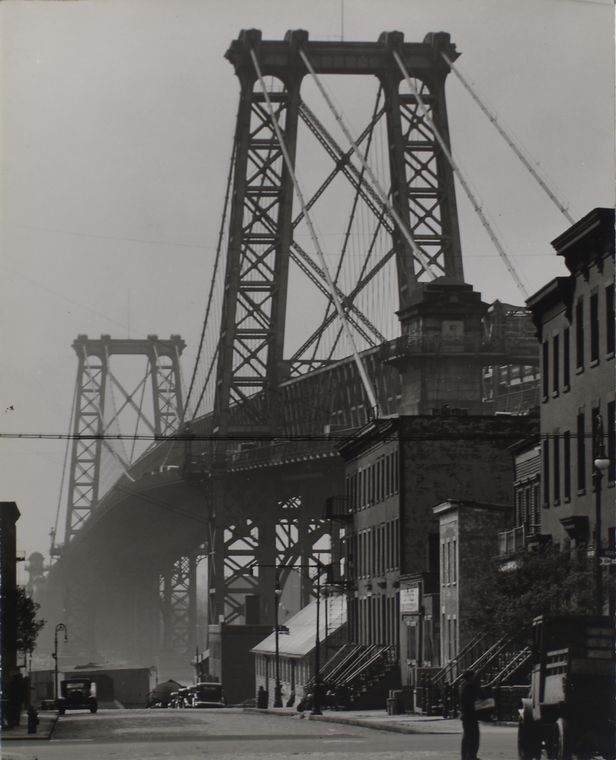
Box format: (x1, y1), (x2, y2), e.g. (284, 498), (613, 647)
(52, 623), (68, 703)
(311, 569), (323, 716)
(273, 578), (283, 708)
(593, 410), (611, 615)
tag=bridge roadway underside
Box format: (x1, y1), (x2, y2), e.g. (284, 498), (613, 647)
(48, 448), (344, 660)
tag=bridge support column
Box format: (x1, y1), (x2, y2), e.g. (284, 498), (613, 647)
(160, 552), (198, 655)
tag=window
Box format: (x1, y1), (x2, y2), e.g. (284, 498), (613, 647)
(542, 341), (549, 398)
(543, 438), (550, 506)
(590, 292), (599, 363)
(553, 433), (560, 503)
(608, 401), (615, 484)
(577, 412), (586, 492)
(564, 431), (571, 500)
(576, 299), (584, 369)
(452, 539), (457, 584)
(393, 453), (399, 494)
(563, 328), (570, 389)
(441, 541), (445, 585)
(606, 284), (615, 356)
(552, 335), (560, 394)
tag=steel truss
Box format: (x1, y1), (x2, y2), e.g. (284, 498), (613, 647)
(64, 335), (185, 543)
(207, 492), (331, 626)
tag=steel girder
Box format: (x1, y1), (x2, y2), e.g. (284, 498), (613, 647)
(207, 489), (332, 626)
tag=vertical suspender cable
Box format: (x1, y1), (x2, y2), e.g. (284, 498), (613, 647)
(441, 53), (575, 225)
(298, 48), (437, 282)
(249, 47), (380, 417)
(393, 50), (529, 300)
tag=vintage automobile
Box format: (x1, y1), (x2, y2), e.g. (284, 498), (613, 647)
(517, 615), (615, 760)
(187, 682), (226, 708)
(58, 678), (98, 714)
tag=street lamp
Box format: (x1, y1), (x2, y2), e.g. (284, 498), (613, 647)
(593, 410), (610, 615)
(273, 578), (283, 708)
(52, 623), (68, 703)
(311, 568), (323, 716)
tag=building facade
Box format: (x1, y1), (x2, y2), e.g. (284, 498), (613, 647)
(527, 208), (614, 565)
(340, 412), (537, 688)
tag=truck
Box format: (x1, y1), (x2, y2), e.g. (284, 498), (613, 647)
(58, 678), (98, 715)
(517, 615), (615, 760)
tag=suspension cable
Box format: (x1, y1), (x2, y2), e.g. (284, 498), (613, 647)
(441, 53), (575, 225)
(298, 47), (437, 283)
(184, 132), (235, 421)
(51, 379), (78, 555)
(393, 50), (529, 300)
(249, 47), (380, 417)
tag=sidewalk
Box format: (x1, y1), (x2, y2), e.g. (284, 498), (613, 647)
(2, 710), (58, 741)
(245, 706), (464, 734)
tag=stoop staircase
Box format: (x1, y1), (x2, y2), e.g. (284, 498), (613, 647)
(428, 634), (532, 718)
(307, 643), (399, 709)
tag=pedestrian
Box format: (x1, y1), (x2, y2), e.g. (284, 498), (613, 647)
(459, 670), (482, 760)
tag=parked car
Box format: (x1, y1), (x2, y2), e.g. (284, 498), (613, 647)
(187, 682), (226, 708)
(58, 678), (98, 715)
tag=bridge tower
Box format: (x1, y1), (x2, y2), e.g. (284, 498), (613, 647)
(60, 334), (185, 654)
(208, 29), (466, 627)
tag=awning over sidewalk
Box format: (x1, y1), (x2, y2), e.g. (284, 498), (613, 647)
(251, 593), (346, 658)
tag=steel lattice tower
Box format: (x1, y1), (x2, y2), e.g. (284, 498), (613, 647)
(208, 29), (465, 626)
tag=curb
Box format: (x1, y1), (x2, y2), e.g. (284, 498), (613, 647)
(2, 712), (58, 741)
(243, 707), (461, 735)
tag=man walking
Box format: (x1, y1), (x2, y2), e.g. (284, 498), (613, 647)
(460, 669), (482, 760)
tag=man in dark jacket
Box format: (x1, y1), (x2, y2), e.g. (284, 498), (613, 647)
(459, 669), (481, 760)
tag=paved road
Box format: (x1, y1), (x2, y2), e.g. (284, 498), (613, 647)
(7, 707), (520, 760)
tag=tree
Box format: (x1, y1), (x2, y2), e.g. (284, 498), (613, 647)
(16, 586), (45, 654)
(465, 546), (598, 644)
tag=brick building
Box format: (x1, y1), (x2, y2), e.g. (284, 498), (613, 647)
(339, 412), (537, 688)
(527, 207), (614, 566)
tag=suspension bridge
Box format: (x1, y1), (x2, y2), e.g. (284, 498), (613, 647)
(40, 29), (566, 670)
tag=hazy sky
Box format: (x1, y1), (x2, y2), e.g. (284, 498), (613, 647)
(1, 0), (614, 567)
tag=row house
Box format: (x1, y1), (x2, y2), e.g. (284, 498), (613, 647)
(526, 208), (614, 567)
